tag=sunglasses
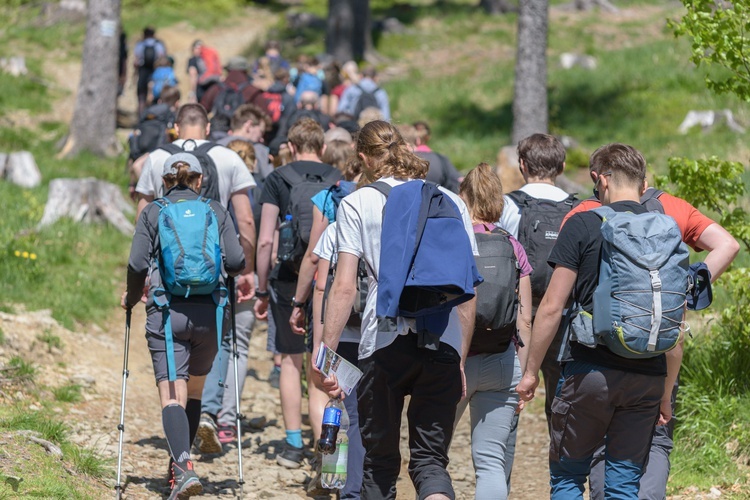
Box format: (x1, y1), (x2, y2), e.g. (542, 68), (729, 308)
(593, 171), (612, 201)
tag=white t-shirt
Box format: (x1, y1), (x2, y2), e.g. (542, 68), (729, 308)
(335, 177), (479, 360)
(499, 182), (571, 238)
(313, 222), (360, 344)
(135, 139), (255, 208)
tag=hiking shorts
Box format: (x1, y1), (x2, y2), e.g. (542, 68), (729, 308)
(137, 67), (152, 99)
(146, 300), (227, 383)
(269, 279), (305, 355)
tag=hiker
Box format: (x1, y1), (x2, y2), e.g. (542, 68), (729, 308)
(337, 66), (390, 121)
(253, 40), (290, 76)
(276, 90), (333, 141)
(320, 120), (480, 499)
(454, 163), (532, 500)
(516, 143), (686, 498)
(499, 133), (578, 430)
(565, 161), (739, 500)
(134, 27), (167, 115)
(328, 61), (360, 117)
(260, 68), (296, 143)
(413, 121), (463, 193)
(134, 103), (256, 303)
(200, 57), (267, 120)
(150, 56), (178, 103)
(122, 152), (245, 499)
(254, 118), (341, 468)
(292, 55), (326, 105)
(216, 103), (274, 179)
(187, 40), (222, 103)
(194, 140), (261, 454)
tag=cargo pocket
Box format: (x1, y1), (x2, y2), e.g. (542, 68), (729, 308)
(570, 310), (597, 348)
(549, 397), (572, 462)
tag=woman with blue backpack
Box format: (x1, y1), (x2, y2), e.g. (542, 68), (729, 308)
(122, 153), (245, 499)
(454, 163), (533, 499)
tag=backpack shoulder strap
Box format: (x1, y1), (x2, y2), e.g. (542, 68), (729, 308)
(158, 143), (182, 155)
(564, 193), (578, 206)
(276, 166), (305, 186)
(366, 180), (392, 198)
(640, 188), (665, 213)
(323, 168), (342, 185)
(591, 205), (615, 221)
(195, 141), (219, 154)
(506, 190), (531, 207)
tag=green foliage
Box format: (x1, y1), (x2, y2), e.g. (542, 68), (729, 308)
(52, 384), (82, 404)
(7, 356), (36, 382)
(0, 327), (4, 345)
(64, 444), (109, 478)
(37, 330), (63, 353)
(670, 0), (750, 100)
(0, 410), (67, 443)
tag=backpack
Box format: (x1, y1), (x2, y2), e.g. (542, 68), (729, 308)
(212, 82), (253, 118)
(143, 44), (156, 71)
(506, 191), (578, 307)
(276, 167), (342, 269)
(471, 226), (521, 354)
(261, 91), (284, 123)
(588, 206), (690, 358)
(152, 197), (227, 382)
(374, 180), (482, 324)
(159, 141), (222, 204)
(294, 72), (323, 103)
(128, 103), (173, 161)
(198, 46), (222, 85)
(352, 84), (380, 119)
(151, 67), (177, 101)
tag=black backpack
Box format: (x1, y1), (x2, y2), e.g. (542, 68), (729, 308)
(507, 191), (578, 307)
(352, 84), (380, 119)
(143, 44), (156, 71)
(276, 166), (342, 269)
(159, 140), (222, 204)
(212, 82), (253, 118)
(471, 226), (521, 353)
(128, 103), (173, 161)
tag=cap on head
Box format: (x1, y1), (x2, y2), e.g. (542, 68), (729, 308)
(224, 56), (249, 72)
(163, 153), (202, 177)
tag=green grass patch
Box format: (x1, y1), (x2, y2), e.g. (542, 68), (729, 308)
(37, 330), (63, 352)
(0, 409), (67, 443)
(6, 356), (36, 383)
(52, 384), (82, 404)
(0, 327), (4, 345)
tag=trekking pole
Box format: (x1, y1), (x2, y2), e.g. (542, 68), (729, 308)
(115, 308), (132, 500)
(228, 277), (245, 499)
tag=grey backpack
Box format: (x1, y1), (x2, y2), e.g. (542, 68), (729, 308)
(588, 206), (690, 358)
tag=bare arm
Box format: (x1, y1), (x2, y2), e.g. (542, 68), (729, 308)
(515, 276), (533, 372)
(659, 335), (684, 426)
(312, 258), (331, 356)
(696, 223), (740, 282)
(253, 203), (279, 320)
(516, 266), (577, 401)
(294, 207), (329, 303)
(321, 251), (358, 353)
(457, 296), (476, 365)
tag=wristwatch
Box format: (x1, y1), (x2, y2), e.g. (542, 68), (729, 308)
(291, 297), (306, 308)
(255, 289), (270, 299)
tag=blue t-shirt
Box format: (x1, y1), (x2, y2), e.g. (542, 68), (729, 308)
(311, 180), (356, 223)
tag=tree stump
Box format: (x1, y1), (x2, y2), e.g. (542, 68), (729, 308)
(39, 178), (134, 235)
(3, 151), (42, 188)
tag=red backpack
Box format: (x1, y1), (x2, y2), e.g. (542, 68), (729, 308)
(198, 46), (222, 85)
(261, 91), (284, 123)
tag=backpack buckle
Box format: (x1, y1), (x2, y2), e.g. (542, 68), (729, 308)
(153, 287), (171, 308)
(649, 270), (662, 291)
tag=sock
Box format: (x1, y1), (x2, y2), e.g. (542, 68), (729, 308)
(162, 404), (191, 467)
(186, 399), (202, 447)
(286, 429), (303, 448)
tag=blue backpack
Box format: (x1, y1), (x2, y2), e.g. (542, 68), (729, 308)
(153, 197), (228, 381)
(588, 206), (690, 358)
(294, 72), (323, 103)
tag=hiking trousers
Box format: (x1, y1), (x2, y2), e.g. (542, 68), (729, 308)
(357, 333), (462, 500)
(338, 342), (365, 500)
(454, 345), (520, 500)
(549, 361), (663, 500)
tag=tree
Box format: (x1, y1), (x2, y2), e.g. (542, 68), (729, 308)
(511, 0), (549, 144)
(326, 0), (373, 63)
(670, 0), (750, 100)
(59, 0), (121, 158)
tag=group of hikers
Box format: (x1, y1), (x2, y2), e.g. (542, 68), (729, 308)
(119, 31), (740, 500)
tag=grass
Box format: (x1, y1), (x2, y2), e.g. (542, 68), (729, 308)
(0, 327), (4, 345)
(6, 356), (36, 382)
(37, 330), (63, 352)
(52, 384), (82, 404)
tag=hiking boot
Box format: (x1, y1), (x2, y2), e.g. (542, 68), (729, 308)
(167, 460), (202, 499)
(276, 441), (304, 469)
(217, 424), (237, 445)
(197, 413), (222, 454)
(268, 365), (281, 389)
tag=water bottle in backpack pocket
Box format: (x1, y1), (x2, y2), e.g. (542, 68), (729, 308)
(278, 214), (297, 263)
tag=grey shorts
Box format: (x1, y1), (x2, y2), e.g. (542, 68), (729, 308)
(269, 280), (305, 355)
(146, 299), (228, 383)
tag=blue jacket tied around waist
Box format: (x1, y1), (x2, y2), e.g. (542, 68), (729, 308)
(376, 180), (483, 337)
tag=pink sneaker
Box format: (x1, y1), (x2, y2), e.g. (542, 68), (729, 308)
(217, 424), (237, 445)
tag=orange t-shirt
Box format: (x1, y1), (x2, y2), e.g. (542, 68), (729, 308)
(561, 193), (715, 251)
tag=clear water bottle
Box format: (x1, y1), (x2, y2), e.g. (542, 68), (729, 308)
(321, 397), (348, 489)
(278, 214), (295, 262)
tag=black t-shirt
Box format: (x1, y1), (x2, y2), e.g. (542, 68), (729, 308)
(418, 151), (461, 194)
(549, 200), (667, 376)
(258, 160), (337, 222)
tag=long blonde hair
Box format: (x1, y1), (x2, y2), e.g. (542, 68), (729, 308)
(460, 162), (505, 224)
(356, 120), (428, 184)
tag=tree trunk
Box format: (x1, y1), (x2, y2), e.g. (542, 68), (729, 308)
(325, 0), (371, 63)
(326, 0), (356, 63)
(511, 0), (549, 144)
(59, 0), (121, 158)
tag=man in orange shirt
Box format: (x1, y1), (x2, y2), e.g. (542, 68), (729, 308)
(562, 166), (739, 500)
